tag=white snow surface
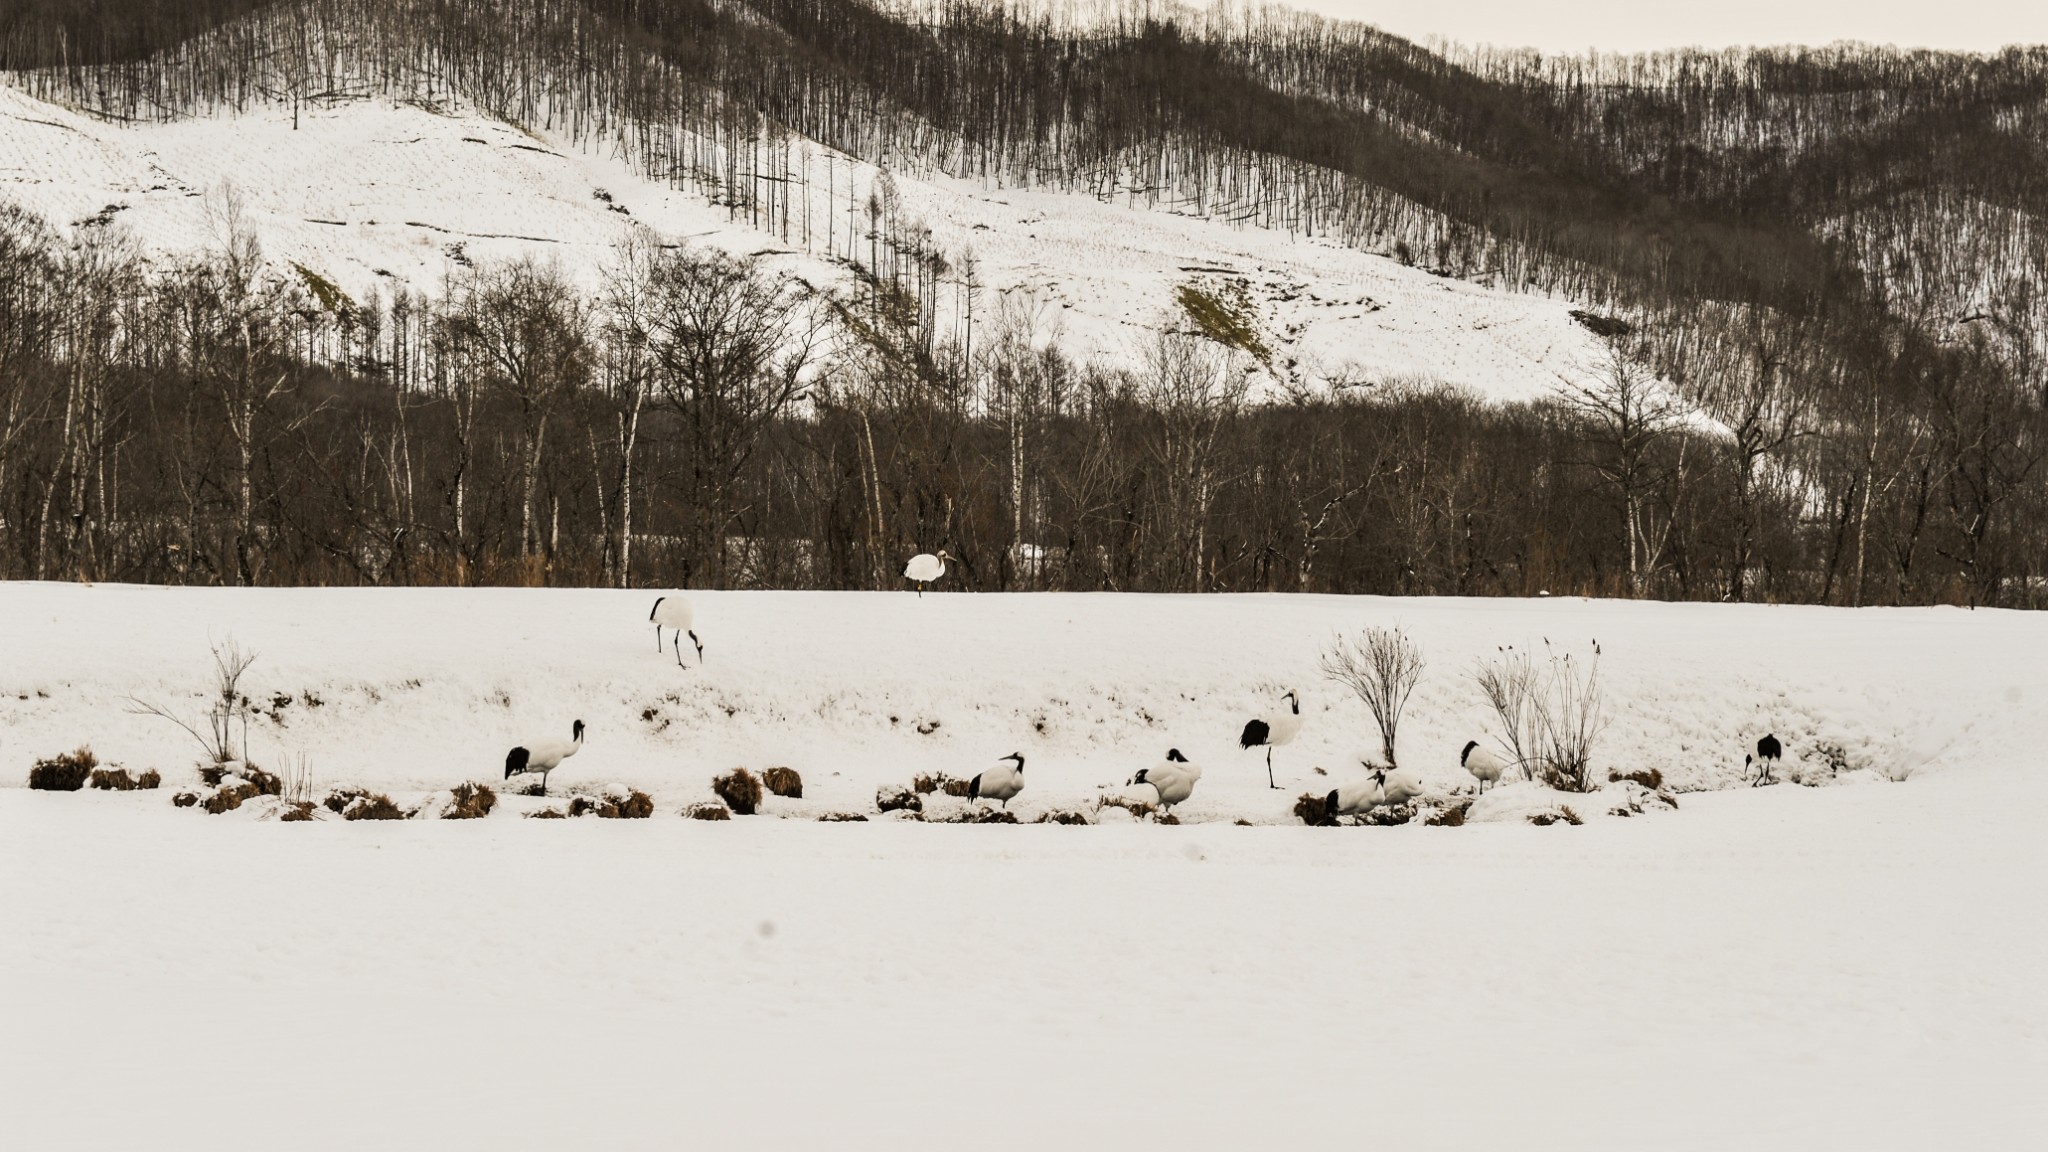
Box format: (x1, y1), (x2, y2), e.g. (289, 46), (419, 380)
(4, 584), (2047, 1148)
(0, 82), (1614, 400)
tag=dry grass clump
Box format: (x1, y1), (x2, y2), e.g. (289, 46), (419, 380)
(137, 769), (162, 789)
(1608, 768), (1663, 790)
(323, 787), (368, 814)
(335, 791), (407, 821)
(89, 767), (141, 791)
(279, 801), (318, 822)
(761, 767), (803, 799)
(241, 764), (282, 796)
(1096, 793), (1157, 820)
(940, 807), (1019, 824)
(527, 806), (569, 819)
(171, 791), (199, 808)
(599, 790), (654, 819)
(912, 772), (970, 797)
(1294, 791), (1335, 826)
(713, 768), (764, 815)
(1156, 812), (1181, 825)
(29, 747), (97, 790)
(817, 812), (868, 822)
(1560, 805), (1583, 825)
(875, 785), (922, 814)
(203, 782), (260, 814)
(445, 782), (497, 820)
(1529, 806), (1584, 827)
(685, 803), (733, 821)
(1036, 810), (1092, 825)
(1425, 800), (1472, 827)
(1363, 803), (1415, 826)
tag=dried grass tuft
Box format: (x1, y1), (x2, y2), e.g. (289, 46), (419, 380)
(876, 785), (922, 814)
(137, 769), (162, 789)
(1294, 791), (1335, 826)
(89, 767), (141, 791)
(341, 792), (407, 821)
(29, 747), (97, 791)
(1425, 800), (1471, 827)
(1037, 810), (1092, 825)
(171, 791), (199, 808)
(445, 782), (497, 820)
(527, 807), (569, 819)
(1608, 768), (1664, 790)
(761, 767), (803, 799)
(202, 783), (259, 814)
(1096, 793), (1158, 819)
(685, 803), (733, 821)
(712, 768), (764, 815)
(941, 807), (1019, 824)
(912, 773), (938, 794)
(1559, 805), (1583, 826)
(279, 801), (318, 822)
(817, 812), (868, 822)
(598, 790), (654, 819)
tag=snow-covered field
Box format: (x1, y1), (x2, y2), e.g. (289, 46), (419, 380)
(4, 584), (2046, 1148)
(0, 82), (1611, 400)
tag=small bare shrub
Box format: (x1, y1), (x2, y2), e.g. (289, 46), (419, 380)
(713, 768), (764, 815)
(126, 637), (259, 765)
(279, 753), (316, 804)
(172, 791), (199, 808)
(1479, 641), (1607, 792)
(761, 767), (803, 799)
(89, 767), (141, 791)
(817, 811), (868, 822)
(279, 801), (317, 822)
(1294, 791), (1335, 826)
(876, 785), (922, 813)
(137, 769), (161, 789)
(1321, 625), (1426, 768)
(446, 783), (497, 820)
(1609, 768), (1663, 790)
(29, 747), (97, 790)
(687, 803), (734, 821)
(1559, 805), (1583, 825)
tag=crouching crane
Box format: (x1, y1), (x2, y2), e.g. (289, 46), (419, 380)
(505, 719), (584, 795)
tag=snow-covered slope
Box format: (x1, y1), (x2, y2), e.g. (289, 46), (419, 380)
(0, 82), (1614, 401)
(0, 584), (2031, 816)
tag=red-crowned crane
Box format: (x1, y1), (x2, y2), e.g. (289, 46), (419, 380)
(903, 550), (955, 597)
(1129, 748), (1201, 813)
(650, 595), (703, 667)
(969, 753), (1025, 809)
(1240, 690), (1302, 789)
(505, 720), (584, 795)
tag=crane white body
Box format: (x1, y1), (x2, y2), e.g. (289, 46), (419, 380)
(903, 550), (954, 597)
(969, 753), (1026, 808)
(1130, 748), (1201, 810)
(1461, 741), (1507, 792)
(649, 595), (703, 666)
(505, 719), (584, 795)
(1240, 690), (1303, 789)
(1327, 765), (1425, 817)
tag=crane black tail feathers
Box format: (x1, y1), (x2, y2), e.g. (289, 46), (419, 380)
(969, 774), (982, 801)
(1240, 719), (1269, 749)
(505, 747), (530, 780)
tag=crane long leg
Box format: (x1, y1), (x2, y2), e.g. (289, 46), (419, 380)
(690, 631), (703, 665)
(675, 633), (685, 667)
(1267, 746), (1277, 790)
(655, 624), (663, 652)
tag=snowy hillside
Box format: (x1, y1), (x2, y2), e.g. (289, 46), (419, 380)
(3, 585), (2045, 1149)
(0, 82), (1615, 401)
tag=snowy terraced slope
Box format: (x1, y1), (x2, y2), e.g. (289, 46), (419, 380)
(3, 585), (2045, 1149)
(0, 584), (2026, 814)
(0, 82), (1613, 400)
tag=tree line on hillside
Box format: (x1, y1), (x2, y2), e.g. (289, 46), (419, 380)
(2, 194), (2042, 604)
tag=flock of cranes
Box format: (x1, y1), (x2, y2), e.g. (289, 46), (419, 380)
(500, 546), (1791, 812)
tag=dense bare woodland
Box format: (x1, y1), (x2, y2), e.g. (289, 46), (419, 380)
(1, 0), (2045, 602)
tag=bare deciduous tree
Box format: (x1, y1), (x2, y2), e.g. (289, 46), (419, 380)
(1321, 624), (1426, 769)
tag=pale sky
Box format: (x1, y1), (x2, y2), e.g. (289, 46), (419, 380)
(1272, 1), (2048, 53)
